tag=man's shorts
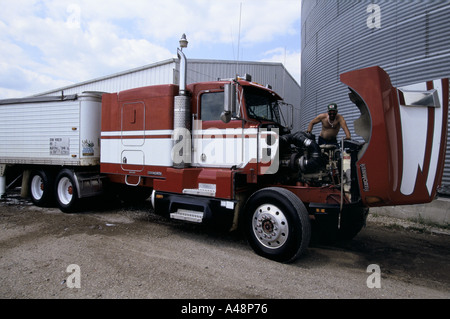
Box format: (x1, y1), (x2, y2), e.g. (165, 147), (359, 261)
(318, 136), (337, 145)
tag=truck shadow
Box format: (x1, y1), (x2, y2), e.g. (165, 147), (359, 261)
(4, 187), (450, 291)
(301, 225), (450, 289)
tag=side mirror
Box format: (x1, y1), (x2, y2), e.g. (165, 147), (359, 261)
(220, 111), (231, 123)
(222, 82), (236, 123)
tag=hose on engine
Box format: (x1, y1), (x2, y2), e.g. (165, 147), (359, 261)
(280, 131), (324, 173)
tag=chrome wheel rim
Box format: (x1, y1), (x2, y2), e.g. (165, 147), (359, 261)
(252, 204), (289, 249)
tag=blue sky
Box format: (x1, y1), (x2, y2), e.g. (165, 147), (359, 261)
(0, 0), (301, 99)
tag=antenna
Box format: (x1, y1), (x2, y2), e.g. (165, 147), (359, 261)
(236, 2), (242, 77)
(282, 46), (286, 98)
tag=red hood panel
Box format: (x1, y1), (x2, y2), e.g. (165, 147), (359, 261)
(340, 66), (448, 206)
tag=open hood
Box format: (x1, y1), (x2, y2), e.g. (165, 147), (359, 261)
(340, 66), (448, 206)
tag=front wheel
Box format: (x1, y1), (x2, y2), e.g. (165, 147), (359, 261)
(244, 187), (311, 263)
(55, 169), (80, 213)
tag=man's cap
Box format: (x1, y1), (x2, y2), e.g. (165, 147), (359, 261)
(327, 103), (338, 112)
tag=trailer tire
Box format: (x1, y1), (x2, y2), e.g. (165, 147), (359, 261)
(244, 187), (311, 263)
(29, 170), (54, 207)
(55, 169), (80, 213)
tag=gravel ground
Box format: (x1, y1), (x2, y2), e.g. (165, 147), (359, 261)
(1, 191), (449, 300)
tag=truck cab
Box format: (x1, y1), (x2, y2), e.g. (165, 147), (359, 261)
(187, 78), (289, 171)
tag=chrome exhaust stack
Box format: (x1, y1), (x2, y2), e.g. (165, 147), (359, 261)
(177, 33), (188, 95)
(172, 34), (191, 168)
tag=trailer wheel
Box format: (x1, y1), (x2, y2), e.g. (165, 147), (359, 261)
(244, 187), (311, 263)
(29, 170), (54, 207)
(55, 169), (80, 213)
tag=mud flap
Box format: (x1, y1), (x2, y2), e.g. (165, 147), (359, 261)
(309, 203), (340, 244)
(309, 202), (369, 243)
(338, 204), (369, 240)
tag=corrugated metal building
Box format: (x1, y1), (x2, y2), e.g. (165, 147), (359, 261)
(301, 0), (450, 193)
(34, 59), (301, 131)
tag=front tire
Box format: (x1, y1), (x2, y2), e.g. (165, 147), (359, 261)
(244, 187), (311, 263)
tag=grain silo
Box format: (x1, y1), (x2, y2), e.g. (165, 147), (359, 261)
(301, 0), (450, 193)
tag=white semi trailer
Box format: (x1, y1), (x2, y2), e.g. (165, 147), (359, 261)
(0, 93), (104, 210)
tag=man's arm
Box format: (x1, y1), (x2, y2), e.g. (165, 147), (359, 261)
(307, 114), (324, 133)
(339, 116), (351, 139)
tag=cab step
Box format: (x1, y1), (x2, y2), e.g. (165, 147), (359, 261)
(170, 209), (204, 223)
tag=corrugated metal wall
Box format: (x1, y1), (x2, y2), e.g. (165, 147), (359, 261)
(301, 0), (450, 192)
(35, 59), (178, 96)
(34, 59), (301, 132)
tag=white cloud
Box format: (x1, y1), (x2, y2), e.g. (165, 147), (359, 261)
(0, 0), (301, 98)
(0, 61), (72, 98)
(0, 0), (175, 97)
(240, 1), (300, 44)
(261, 48), (301, 85)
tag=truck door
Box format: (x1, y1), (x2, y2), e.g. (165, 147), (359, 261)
(121, 101), (145, 172)
(192, 91), (245, 168)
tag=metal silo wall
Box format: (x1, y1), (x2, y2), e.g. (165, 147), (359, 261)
(301, 0), (450, 190)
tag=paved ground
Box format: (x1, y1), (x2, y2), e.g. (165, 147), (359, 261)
(1, 192), (449, 300)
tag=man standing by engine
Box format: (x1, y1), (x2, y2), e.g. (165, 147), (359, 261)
(306, 103), (351, 145)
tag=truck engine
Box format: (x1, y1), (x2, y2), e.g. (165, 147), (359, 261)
(278, 130), (362, 198)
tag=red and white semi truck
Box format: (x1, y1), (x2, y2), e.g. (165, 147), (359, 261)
(0, 36), (448, 262)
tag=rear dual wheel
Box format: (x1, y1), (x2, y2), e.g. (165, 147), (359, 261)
(55, 169), (80, 213)
(29, 169), (80, 213)
(29, 170), (54, 207)
(245, 187), (311, 263)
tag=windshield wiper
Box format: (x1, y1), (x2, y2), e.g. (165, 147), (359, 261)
(247, 107), (264, 122)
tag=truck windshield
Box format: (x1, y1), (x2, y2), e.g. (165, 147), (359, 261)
(244, 87), (281, 124)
